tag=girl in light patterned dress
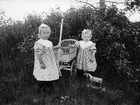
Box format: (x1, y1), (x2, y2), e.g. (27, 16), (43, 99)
(33, 23), (61, 97)
(74, 29), (97, 79)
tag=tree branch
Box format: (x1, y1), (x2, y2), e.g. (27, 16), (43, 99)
(75, 0), (98, 10)
(105, 1), (124, 4)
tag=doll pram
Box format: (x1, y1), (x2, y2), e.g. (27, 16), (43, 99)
(53, 39), (78, 76)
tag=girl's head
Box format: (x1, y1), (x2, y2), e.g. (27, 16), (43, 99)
(38, 23), (51, 40)
(81, 29), (92, 42)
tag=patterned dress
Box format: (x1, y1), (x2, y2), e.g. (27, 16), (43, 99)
(33, 39), (60, 81)
(76, 41), (97, 72)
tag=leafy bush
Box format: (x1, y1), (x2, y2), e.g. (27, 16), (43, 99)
(0, 4), (140, 104)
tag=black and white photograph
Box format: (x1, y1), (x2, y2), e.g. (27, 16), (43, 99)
(0, 0), (140, 105)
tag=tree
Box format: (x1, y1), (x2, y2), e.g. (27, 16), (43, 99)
(0, 10), (13, 26)
(126, 0), (140, 11)
(1, 3), (140, 91)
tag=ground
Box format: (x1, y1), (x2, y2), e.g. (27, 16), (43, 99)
(1, 70), (140, 105)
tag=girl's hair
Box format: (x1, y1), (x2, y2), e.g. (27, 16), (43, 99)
(38, 23), (51, 37)
(82, 29), (92, 35)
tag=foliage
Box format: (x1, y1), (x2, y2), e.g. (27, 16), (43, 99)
(0, 4), (140, 105)
(63, 6), (96, 40)
(125, 0), (140, 11)
(43, 9), (63, 45)
(91, 6), (133, 85)
(0, 10), (13, 26)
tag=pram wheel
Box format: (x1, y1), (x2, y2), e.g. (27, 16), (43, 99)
(71, 59), (77, 76)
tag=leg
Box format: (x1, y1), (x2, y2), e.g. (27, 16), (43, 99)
(37, 81), (45, 95)
(77, 69), (83, 79)
(76, 69), (86, 84)
(44, 81), (55, 96)
(87, 71), (95, 76)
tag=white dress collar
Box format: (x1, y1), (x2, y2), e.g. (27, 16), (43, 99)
(37, 39), (53, 47)
(79, 41), (93, 49)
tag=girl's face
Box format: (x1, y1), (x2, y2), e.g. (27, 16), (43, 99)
(82, 31), (92, 42)
(40, 28), (51, 40)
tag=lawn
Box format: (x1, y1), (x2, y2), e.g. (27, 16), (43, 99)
(0, 70), (139, 105)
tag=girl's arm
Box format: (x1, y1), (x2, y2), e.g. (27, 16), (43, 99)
(34, 43), (46, 69)
(53, 45), (61, 50)
(37, 54), (46, 69)
(89, 43), (96, 62)
(69, 41), (79, 48)
(36, 53), (44, 64)
(89, 43), (96, 51)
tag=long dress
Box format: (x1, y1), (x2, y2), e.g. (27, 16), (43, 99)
(76, 41), (97, 72)
(33, 39), (60, 81)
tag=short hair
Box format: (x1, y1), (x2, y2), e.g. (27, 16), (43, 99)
(38, 23), (51, 36)
(82, 29), (92, 35)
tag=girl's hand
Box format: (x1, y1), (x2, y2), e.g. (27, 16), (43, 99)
(69, 44), (75, 47)
(40, 63), (46, 69)
(53, 45), (61, 49)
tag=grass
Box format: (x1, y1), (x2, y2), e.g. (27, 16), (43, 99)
(0, 67), (140, 105)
